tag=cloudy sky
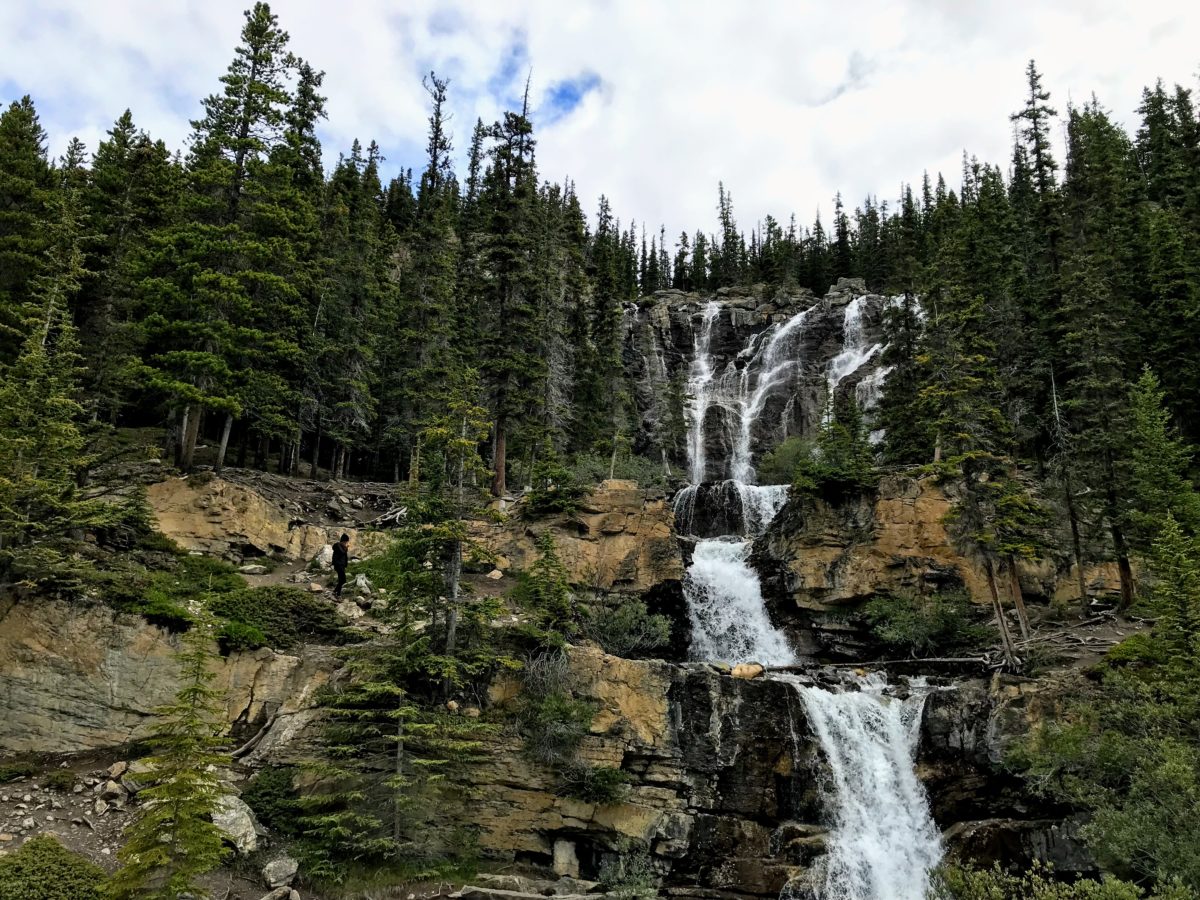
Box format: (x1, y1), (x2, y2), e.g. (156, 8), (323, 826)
(3, 1), (1198, 238)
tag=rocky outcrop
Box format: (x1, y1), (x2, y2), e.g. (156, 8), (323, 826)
(0, 595), (333, 755)
(147, 474), (391, 563)
(752, 474), (1127, 657)
(456, 647), (817, 897)
(474, 480), (684, 595)
(378, 654), (1084, 896)
(920, 673), (1095, 876)
(623, 280), (889, 469)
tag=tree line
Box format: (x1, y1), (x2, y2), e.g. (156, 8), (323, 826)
(2, 4), (1199, 514)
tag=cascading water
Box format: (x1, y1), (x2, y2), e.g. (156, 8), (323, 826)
(676, 299), (804, 663)
(674, 301), (813, 539)
(826, 296), (884, 398)
(795, 675), (943, 900)
(685, 539), (795, 665)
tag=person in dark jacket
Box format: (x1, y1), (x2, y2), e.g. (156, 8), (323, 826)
(332, 534), (350, 597)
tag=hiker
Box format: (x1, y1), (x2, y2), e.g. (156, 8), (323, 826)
(332, 533), (350, 597)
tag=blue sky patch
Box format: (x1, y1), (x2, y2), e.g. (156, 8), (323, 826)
(540, 71), (601, 124)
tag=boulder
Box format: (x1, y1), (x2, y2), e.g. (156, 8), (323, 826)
(262, 853), (299, 887)
(99, 780), (127, 802)
(212, 794), (259, 855)
(239, 564), (270, 576)
(552, 839), (579, 878)
(313, 543), (334, 569)
(120, 759), (154, 794)
(731, 663), (764, 680)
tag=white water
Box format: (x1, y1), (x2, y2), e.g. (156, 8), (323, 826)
(826, 296), (884, 400)
(685, 539), (796, 665)
(677, 300), (804, 662)
(687, 302), (721, 484)
(796, 675), (943, 900)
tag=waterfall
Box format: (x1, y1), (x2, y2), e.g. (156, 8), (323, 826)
(676, 299), (802, 663)
(796, 675), (943, 900)
(675, 301), (815, 538)
(684, 539), (796, 665)
(687, 302), (721, 485)
(826, 296), (883, 398)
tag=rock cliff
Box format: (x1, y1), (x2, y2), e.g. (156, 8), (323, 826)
(622, 279), (893, 473)
(0, 594), (333, 756)
(752, 474), (1127, 657)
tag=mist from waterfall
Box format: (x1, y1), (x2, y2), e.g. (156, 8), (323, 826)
(796, 675), (943, 900)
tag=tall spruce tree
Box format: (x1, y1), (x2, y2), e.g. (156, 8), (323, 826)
(479, 95), (544, 495)
(107, 622), (230, 900)
(82, 111), (181, 422)
(137, 2), (305, 471)
(0, 95), (53, 362)
(0, 190), (114, 583)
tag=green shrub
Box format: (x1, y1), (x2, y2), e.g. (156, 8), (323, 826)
(582, 600), (671, 658)
(241, 766), (302, 837)
(208, 585), (350, 650)
(861, 590), (991, 657)
(511, 534), (575, 640)
(598, 843), (659, 900)
(42, 770), (75, 792)
(567, 451), (669, 491)
(558, 764), (629, 804)
(0, 835), (105, 900)
(0, 763), (34, 782)
(216, 620), (269, 653)
(757, 436), (813, 486)
(514, 651), (595, 768)
(930, 862), (1197, 899)
(516, 691), (595, 768)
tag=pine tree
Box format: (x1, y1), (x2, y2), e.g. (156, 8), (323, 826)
(1149, 513), (1200, 670)
(298, 527), (494, 877)
(1145, 206), (1200, 439)
(0, 95), (53, 362)
(82, 111), (181, 422)
(1125, 368), (1200, 551)
(138, 2), (305, 471)
(0, 191), (113, 583)
(478, 93), (544, 496)
(419, 367), (492, 682)
(107, 623), (230, 899)
(395, 73), (461, 482)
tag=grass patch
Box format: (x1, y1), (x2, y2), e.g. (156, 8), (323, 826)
(42, 770), (75, 792)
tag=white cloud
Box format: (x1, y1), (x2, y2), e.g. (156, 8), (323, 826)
(3, 0), (1198, 241)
